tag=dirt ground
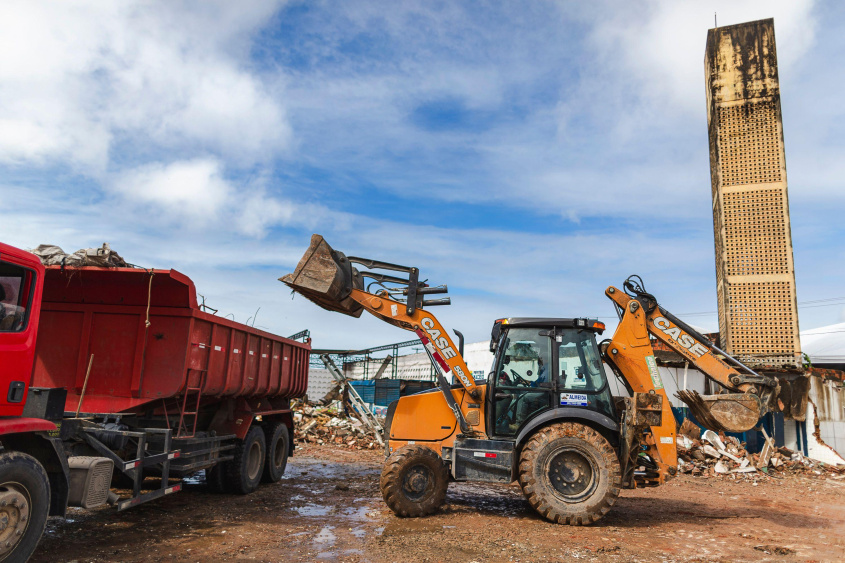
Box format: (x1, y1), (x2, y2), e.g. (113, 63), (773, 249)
(32, 445), (845, 563)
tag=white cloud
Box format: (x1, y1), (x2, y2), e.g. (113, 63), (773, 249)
(580, 0), (817, 114)
(0, 0), (290, 171)
(237, 190), (298, 237)
(111, 158), (321, 237)
(114, 159), (232, 218)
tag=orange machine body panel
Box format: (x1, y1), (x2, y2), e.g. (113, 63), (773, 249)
(387, 384), (489, 455)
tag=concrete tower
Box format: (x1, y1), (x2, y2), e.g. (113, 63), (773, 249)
(705, 18), (801, 369)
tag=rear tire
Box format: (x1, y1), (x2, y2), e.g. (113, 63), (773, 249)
(380, 445), (448, 518)
(261, 422), (290, 483)
(518, 422), (621, 525)
(225, 426), (266, 495)
(0, 452), (50, 563)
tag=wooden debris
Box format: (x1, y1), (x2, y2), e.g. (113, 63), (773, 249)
(292, 400), (385, 450)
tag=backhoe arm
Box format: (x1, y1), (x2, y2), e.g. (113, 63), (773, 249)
(606, 278), (779, 433)
(280, 234), (480, 435)
(602, 286), (678, 486)
(348, 288), (480, 400)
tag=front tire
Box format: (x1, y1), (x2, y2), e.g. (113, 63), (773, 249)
(0, 452), (50, 562)
(380, 445), (448, 518)
(225, 426), (266, 495)
(518, 422), (621, 525)
(261, 422), (290, 483)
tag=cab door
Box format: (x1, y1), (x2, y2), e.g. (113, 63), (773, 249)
(0, 244), (44, 416)
(555, 328), (617, 420)
(489, 327), (554, 437)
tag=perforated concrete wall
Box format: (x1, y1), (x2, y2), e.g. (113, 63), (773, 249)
(705, 19), (801, 368)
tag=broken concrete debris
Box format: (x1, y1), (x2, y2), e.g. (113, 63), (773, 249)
(677, 418), (845, 479)
(292, 399), (384, 450)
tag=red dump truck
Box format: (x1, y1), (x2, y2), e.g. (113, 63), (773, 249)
(0, 242), (309, 561)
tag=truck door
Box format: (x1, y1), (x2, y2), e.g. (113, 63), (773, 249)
(0, 247), (43, 416)
(490, 327), (553, 437)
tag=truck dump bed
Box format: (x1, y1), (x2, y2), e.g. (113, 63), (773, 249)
(31, 266), (309, 414)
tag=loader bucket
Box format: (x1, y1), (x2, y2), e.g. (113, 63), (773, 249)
(280, 234), (364, 317)
(676, 390), (764, 434)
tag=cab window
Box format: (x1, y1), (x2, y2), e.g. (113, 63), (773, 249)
(0, 262), (35, 332)
(556, 329), (615, 419)
(492, 328), (553, 436)
(557, 330), (606, 392)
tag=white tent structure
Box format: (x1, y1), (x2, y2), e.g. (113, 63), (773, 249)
(801, 322), (845, 368)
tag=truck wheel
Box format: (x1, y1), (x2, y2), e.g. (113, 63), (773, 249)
(380, 445), (448, 518)
(0, 452), (50, 563)
(225, 426), (266, 495)
(261, 423), (290, 483)
(518, 422), (621, 525)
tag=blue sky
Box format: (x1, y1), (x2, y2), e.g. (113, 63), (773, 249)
(3, 0), (844, 349)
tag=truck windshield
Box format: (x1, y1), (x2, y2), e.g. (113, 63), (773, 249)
(557, 329), (606, 393)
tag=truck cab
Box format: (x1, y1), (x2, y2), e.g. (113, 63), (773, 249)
(487, 318), (614, 439)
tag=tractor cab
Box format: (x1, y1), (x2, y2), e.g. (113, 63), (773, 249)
(487, 318), (613, 438)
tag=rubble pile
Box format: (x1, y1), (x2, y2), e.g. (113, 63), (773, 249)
(292, 400), (384, 450)
(676, 418), (845, 479)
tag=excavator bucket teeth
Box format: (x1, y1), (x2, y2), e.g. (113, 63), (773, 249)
(280, 234), (364, 318)
(676, 390), (763, 433)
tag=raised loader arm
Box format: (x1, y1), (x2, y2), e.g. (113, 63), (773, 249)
(281, 235), (480, 435)
(605, 276), (780, 433)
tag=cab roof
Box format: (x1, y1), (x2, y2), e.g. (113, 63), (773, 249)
(498, 318), (604, 331)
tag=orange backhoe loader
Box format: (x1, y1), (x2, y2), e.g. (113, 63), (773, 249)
(281, 235), (786, 525)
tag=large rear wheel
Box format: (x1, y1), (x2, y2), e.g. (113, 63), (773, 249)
(225, 426), (266, 495)
(0, 452), (50, 562)
(380, 445), (448, 518)
(261, 422), (290, 483)
(518, 422), (621, 525)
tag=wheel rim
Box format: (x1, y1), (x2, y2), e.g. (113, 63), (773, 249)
(546, 447), (598, 502)
(246, 441), (263, 481)
(0, 483), (31, 557)
(402, 464), (433, 501)
(273, 435), (286, 468)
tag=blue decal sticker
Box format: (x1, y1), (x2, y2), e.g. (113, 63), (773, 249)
(560, 393), (588, 407)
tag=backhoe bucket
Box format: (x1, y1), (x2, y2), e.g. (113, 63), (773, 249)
(280, 234), (364, 317)
(676, 390), (764, 434)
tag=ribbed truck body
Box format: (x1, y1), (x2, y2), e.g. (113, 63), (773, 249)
(31, 266), (309, 416)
